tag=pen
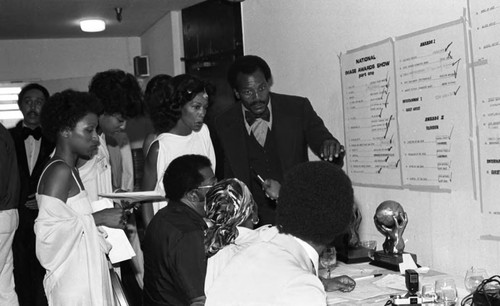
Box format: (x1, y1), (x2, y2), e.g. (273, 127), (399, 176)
(250, 167), (266, 185)
(353, 273), (383, 281)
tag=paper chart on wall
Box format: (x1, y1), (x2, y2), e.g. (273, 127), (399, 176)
(341, 38), (402, 187)
(469, 0), (500, 215)
(395, 19), (470, 191)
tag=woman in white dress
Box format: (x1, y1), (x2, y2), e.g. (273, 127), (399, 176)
(35, 90), (127, 305)
(141, 74), (216, 227)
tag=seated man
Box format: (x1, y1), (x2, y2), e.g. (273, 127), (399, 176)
(206, 161), (355, 306)
(143, 154), (217, 306)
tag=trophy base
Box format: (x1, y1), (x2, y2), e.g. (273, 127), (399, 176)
(336, 246), (372, 264)
(369, 251), (418, 271)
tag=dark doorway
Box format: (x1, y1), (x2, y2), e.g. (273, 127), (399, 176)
(182, 0), (244, 179)
(182, 0), (243, 117)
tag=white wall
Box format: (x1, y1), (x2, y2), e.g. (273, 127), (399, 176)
(141, 11), (185, 80)
(242, 0), (499, 276)
(0, 37), (141, 93)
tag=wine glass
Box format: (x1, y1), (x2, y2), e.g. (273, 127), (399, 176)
(464, 267), (488, 293)
(435, 279), (458, 306)
(360, 240), (377, 260)
(320, 247), (337, 278)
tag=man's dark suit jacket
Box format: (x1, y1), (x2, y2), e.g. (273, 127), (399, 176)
(214, 92), (337, 201)
(9, 121), (53, 306)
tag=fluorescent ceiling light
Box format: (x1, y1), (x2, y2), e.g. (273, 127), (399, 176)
(0, 104), (19, 111)
(0, 94), (18, 101)
(80, 19), (106, 32)
(0, 110), (22, 120)
(0, 87), (21, 95)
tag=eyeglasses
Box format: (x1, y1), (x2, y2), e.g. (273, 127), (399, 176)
(197, 185), (214, 190)
(197, 178), (217, 190)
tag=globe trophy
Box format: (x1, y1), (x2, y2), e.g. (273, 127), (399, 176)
(371, 200), (417, 271)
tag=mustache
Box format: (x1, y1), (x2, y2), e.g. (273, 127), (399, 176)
(26, 111), (39, 117)
(249, 100), (267, 106)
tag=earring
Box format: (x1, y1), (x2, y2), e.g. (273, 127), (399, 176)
(252, 216), (260, 225)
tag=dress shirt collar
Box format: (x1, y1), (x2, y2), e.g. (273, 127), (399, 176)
(241, 97), (273, 135)
(292, 236), (319, 276)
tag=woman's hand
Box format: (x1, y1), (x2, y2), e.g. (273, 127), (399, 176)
(93, 208), (127, 229)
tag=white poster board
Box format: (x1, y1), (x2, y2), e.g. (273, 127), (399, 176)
(341, 39), (402, 187)
(469, 0), (500, 215)
(395, 19), (470, 191)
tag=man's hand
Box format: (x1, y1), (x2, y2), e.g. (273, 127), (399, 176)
(262, 179), (280, 200)
(321, 275), (356, 292)
(320, 139), (345, 162)
(25, 193), (38, 210)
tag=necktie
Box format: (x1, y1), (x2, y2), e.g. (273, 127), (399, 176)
(244, 108), (270, 126)
(23, 126), (42, 140)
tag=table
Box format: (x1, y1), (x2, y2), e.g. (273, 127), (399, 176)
(324, 262), (469, 305)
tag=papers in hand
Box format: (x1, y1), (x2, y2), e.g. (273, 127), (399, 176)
(91, 199), (136, 264)
(98, 191), (165, 203)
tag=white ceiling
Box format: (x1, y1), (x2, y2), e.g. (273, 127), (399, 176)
(0, 0), (204, 40)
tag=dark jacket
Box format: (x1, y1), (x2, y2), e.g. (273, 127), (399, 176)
(214, 92), (337, 186)
(9, 121), (54, 222)
(9, 120), (54, 306)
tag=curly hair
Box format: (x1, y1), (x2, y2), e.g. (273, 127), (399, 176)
(144, 74), (172, 114)
(88, 69), (143, 118)
(227, 55), (272, 90)
(204, 178), (256, 257)
(40, 90), (103, 143)
(276, 161), (354, 246)
(17, 83), (50, 107)
(150, 74), (214, 134)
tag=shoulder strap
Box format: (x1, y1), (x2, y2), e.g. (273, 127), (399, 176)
(38, 159), (84, 192)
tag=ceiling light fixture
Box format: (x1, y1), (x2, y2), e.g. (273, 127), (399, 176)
(80, 19), (106, 32)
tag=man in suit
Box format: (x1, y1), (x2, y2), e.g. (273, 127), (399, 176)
(9, 83), (53, 306)
(206, 161), (355, 305)
(214, 55), (344, 225)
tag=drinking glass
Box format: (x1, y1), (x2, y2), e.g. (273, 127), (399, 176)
(320, 247), (337, 278)
(421, 284), (436, 302)
(435, 279), (458, 306)
(360, 240), (377, 260)
(464, 267), (488, 293)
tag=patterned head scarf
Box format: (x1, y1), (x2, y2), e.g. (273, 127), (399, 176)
(204, 178), (256, 258)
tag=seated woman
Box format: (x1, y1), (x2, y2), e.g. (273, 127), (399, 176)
(204, 178), (356, 295)
(204, 178), (273, 292)
(35, 90), (126, 305)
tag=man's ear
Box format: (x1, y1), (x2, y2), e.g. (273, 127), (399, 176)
(267, 77), (274, 88)
(233, 89), (240, 100)
(186, 189), (200, 202)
